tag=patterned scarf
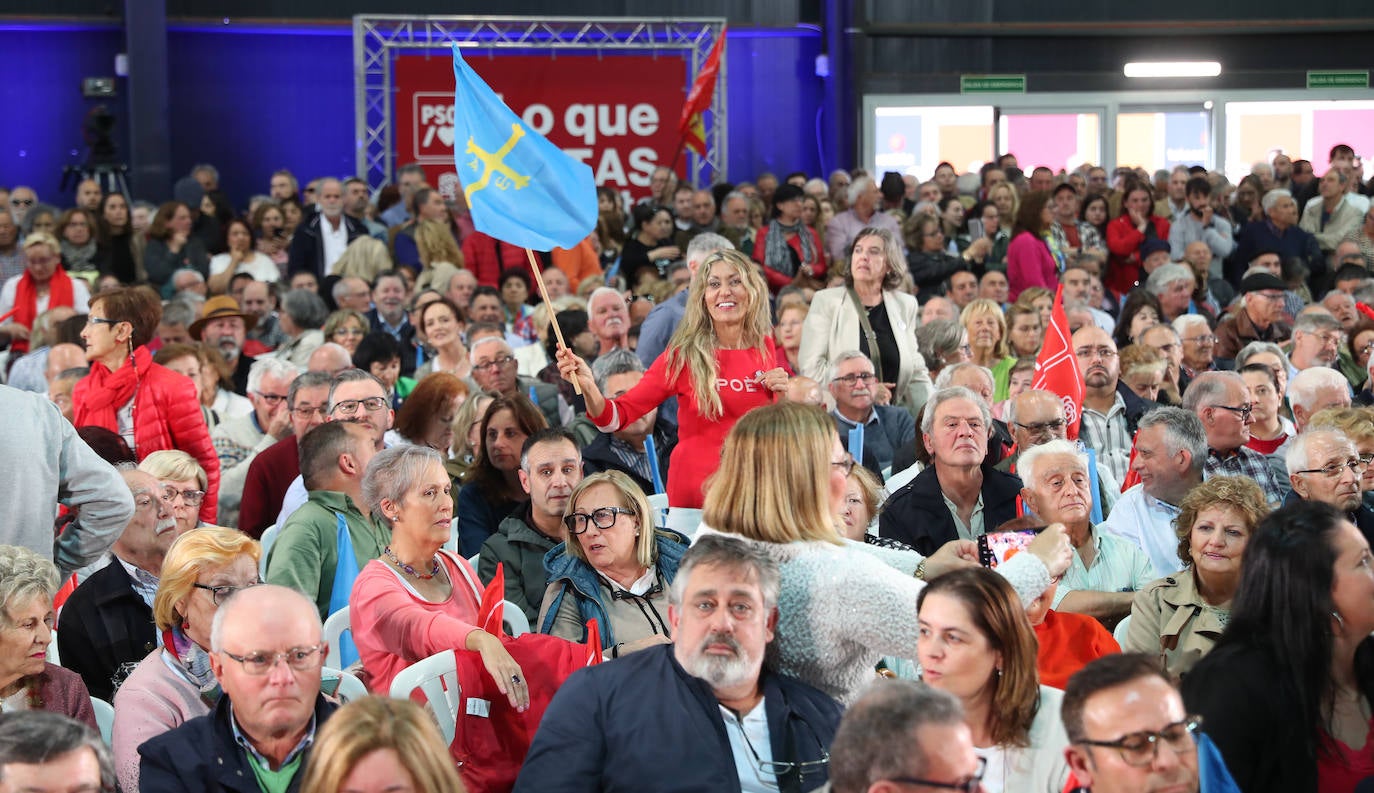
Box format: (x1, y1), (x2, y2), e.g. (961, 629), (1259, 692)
(763, 219), (815, 277)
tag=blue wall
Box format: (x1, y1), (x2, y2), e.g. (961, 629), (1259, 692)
(0, 21), (826, 210)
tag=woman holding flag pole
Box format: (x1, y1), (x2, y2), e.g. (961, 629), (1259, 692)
(558, 249), (788, 527)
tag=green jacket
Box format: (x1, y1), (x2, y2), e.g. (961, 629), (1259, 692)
(265, 490), (391, 619)
(478, 509), (562, 625)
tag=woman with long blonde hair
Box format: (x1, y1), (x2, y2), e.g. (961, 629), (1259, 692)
(558, 249), (788, 520)
(700, 401), (1072, 704)
(299, 697), (465, 793)
(413, 218), (465, 272)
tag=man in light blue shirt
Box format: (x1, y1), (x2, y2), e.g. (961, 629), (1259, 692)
(1101, 407), (1207, 578)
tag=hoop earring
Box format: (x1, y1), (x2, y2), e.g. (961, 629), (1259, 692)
(1333, 611), (1346, 629)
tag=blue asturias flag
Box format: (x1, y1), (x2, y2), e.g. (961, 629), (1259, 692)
(450, 43), (597, 251)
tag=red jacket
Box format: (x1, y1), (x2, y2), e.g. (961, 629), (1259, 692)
(752, 224), (827, 292)
(462, 231), (535, 287)
(73, 361), (221, 523)
(1105, 213), (1170, 296)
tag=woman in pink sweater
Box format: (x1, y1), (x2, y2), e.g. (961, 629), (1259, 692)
(1006, 191), (1060, 301)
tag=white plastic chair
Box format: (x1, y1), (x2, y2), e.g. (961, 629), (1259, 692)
(647, 492), (669, 526)
(444, 517), (460, 553)
(1113, 614), (1132, 647)
(323, 606), (351, 669)
(45, 635), (59, 666)
(90, 697), (114, 745)
(389, 649), (460, 745)
(502, 600), (530, 637)
(259, 524), (282, 577)
(325, 666), (368, 703)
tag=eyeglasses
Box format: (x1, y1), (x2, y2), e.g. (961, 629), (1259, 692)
(1077, 716), (1201, 767)
(194, 579), (261, 606)
(1212, 403), (1254, 421)
(884, 756), (987, 792)
(832, 454), (856, 476)
(833, 372), (876, 386)
(473, 355), (517, 372)
(1183, 335), (1218, 345)
(10, 198), (34, 207)
(255, 392), (289, 406)
(1295, 458), (1366, 478)
(220, 644), (324, 675)
(1074, 346), (1118, 360)
(290, 405), (327, 420)
(331, 396), (388, 415)
(1015, 418), (1067, 434)
(86, 316), (122, 328)
(563, 506), (636, 535)
(161, 486), (205, 506)
(729, 710), (832, 787)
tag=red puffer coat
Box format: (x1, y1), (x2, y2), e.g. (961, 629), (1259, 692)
(73, 356), (221, 523)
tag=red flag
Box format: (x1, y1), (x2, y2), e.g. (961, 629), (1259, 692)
(477, 564), (507, 638)
(583, 619), (603, 666)
(1120, 428), (1142, 492)
(677, 28), (727, 157)
(1032, 285), (1086, 440)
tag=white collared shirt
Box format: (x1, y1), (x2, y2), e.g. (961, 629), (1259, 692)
(721, 698), (774, 793)
(1100, 483), (1186, 578)
(320, 214), (349, 271)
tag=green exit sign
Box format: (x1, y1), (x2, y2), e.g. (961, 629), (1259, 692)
(1308, 70), (1369, 89)
(961, 74), (1026, 94)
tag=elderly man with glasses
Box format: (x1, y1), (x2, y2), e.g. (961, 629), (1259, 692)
(1214, 272), (1293, 363)
(1074, 325), (1155, 485)
(139, 585), (335, 793)
(998, 388), (1121, 517)
(1183, 371), (1289, 507)
(1284, 427), (1374, 544)
(211, 357), (300, 529)
(57, 468), (178, 701)
(827, 350), (915, 476)
(516, 534), (842, 793)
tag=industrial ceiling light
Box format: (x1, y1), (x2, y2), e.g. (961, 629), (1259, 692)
(1124, 61), (1222, 78)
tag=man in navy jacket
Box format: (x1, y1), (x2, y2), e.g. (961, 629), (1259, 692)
(514, 534), (842, 793)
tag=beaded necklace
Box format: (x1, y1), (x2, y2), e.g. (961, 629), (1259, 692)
(383, 546), (440, 579)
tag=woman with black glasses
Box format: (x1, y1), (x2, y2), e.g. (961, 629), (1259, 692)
(112, 528), (261, 793)
(538, 470), (689, 658)
(1183, 501), (1374, 793)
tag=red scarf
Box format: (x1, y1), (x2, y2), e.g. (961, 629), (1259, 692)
(75, 345), (151, 431)
(10, 265), (74, 354)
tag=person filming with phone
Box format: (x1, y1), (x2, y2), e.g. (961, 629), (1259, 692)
(1017, 440), (1154, 627)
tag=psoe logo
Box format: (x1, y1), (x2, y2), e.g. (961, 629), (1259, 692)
(414, 93), (456, 159)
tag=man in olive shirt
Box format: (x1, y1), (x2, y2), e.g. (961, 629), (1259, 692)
(265, 421), (383, 619)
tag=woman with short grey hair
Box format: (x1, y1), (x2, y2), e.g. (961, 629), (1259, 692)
(351, 445), (532, 712)
(0, 545), (96, 726)
(273, 288), (328, 367)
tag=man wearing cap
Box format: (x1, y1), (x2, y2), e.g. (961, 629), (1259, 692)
(190, 296), (260, 396)
(1050, 183), (1106, 266)
(1138, 238), (1173, 280)
(1213, 272), (1293, 362)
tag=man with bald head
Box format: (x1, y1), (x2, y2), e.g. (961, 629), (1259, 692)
(998, 388), (1120, 514)
(445, 268), (478, 314)
(306, 342), (353, 376)
(58, 468), (178, 701)
(1183, 370), (1288, 506)
(140, 585), (334, 793)
(332, 275), (373, 314)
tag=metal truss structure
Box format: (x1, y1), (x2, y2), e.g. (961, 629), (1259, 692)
(353, 15), (727, 190)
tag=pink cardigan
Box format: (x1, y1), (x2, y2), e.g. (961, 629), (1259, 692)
(351, 552), (483, 696)
(1006, 231), (1058, 301)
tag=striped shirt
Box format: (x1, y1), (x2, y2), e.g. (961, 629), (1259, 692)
(1079, 393), (1133, 484)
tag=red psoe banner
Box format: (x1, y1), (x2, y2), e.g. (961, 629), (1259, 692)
(394, 53), (687, 201)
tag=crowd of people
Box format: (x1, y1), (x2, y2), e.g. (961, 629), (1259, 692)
(3, 145), (1374, 793)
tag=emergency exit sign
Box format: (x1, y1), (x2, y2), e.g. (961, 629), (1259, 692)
(1307, 71), (1369, 89)
(961, 74), (1026, 94)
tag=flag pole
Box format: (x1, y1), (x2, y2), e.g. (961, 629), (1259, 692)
(525, 248), (582, 395)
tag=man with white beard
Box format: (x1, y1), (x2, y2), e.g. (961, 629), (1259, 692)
(514, 534), (843, 793)
(586, 286), (630, 358)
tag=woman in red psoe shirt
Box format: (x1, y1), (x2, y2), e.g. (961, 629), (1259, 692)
(557, 249), (787, 513)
